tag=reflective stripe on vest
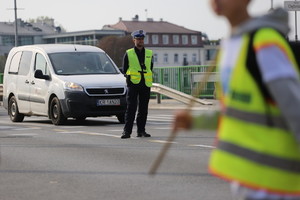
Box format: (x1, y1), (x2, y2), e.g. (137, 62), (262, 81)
(126, 48), (153, 87)
(225, 107), (289, 131)
(218, 141), (300, 173)
(209, 28), (300, 195)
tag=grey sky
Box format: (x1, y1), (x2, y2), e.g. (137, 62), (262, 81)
(0, 0), (297, 40)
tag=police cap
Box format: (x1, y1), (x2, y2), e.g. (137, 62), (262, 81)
(131, 30), (146, 38)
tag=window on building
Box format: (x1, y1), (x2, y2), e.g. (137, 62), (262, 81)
(163, 54), (168, 63)
(206, 49), (217, 60)
(45, 38), (55, 44)
(144, 35), (149, 44)
(182, 35), (188, 45)
(192, 54), (197, 63)
(173, 35), (179, 45)
(152, 35), (159, 44)
(35, 53), (49, 76)
(153, 53), (158, 63)
(174, 54), (179, 63)
(2, 35), (15, 46)
(191, 35), (198, 45)
(162, 35), (169, 45)
(58, 37), (74, 44)
(19, 36), (34, 46)
(183, 53), (188, 65)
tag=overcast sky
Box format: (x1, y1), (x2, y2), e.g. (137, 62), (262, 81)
(0, 0), (297, 40)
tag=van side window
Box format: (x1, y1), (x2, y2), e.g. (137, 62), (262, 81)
(18, 51), (33, 76)
(35, 53), (49, 76)
(9, 51), (22, 73)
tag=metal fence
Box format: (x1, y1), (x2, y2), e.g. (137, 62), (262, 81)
(152, 65), (216, 99)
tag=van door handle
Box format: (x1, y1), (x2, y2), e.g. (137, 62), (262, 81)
(31, 81), (35, 85)
(25, 80), (30, 84)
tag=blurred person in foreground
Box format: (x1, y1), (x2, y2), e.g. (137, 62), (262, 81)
(173, 0), (300, 199)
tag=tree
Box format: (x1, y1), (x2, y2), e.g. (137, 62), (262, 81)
(98, 35), (133, 68)
(28, 16), (66, 32)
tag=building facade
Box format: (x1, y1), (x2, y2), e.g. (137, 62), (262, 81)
(105, 16), (219, 67)
(0, 17), (219, 67)
(0, 18), (62, 56)
(0, 18), (125, 57)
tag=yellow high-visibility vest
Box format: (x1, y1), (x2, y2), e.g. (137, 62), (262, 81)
(209, 28), (300, 195)
(126, 48), (153, 87)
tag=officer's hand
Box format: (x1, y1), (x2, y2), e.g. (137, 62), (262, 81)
(172, 110), (192, 133)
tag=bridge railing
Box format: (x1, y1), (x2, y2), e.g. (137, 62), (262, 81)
(152, 65), (217, 99)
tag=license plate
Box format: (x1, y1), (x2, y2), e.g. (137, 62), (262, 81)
(97, 99), (120, 106)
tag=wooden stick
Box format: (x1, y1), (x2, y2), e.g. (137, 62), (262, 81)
(148, 65), (216, 176)
(148, 129), (177, 175)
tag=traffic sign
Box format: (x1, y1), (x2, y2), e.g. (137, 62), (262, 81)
(284, 1), (300, 11)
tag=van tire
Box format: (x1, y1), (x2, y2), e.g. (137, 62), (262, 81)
(8, 96), (24, 122)
(50, 97), (66, 125)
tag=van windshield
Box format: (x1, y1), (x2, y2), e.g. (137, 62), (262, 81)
(48, 52), (118, 75)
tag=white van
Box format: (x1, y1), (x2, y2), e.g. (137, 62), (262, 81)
(3, 44), (127, 125)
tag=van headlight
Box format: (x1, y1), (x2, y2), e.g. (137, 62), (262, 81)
(64, 82), (83, 91)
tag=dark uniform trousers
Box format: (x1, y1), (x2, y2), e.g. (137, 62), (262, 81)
(123, 82), (150, 134)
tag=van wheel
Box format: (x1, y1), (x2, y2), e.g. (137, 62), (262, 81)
(50, 97), (66, 125)
(117, 114), (125, 124)
(8, 96), (24, 122)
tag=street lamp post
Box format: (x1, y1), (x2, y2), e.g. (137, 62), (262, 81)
(270, 0), (274, 10)
(14, 0), (18, 47)
(295, 0), (298, 41)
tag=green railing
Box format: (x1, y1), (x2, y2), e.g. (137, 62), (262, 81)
(0, 73), (3, 84)
(152, 65), (216, 99)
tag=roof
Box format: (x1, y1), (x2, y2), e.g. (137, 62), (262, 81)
(107, 20), (201, 34)
(0, 20), (61, 35)
(11, 44), (104, 54)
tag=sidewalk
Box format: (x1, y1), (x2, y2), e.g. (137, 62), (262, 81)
(148, 98), (220, 111)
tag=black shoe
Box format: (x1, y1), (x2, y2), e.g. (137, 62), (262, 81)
(121, 132), (131, 139)
(137, 132), (151, 137)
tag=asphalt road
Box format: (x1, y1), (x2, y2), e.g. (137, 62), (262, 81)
(0, 101), (232, 200)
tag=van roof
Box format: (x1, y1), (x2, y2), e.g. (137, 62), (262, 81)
(12, 44), (105, 54)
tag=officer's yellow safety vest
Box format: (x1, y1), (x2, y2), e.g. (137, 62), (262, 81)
(209, 28), (300, 195)
(126, 48), (153, 87)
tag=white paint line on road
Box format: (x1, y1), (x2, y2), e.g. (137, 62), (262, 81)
(154, 127), (171, 130)
(14, 127), (41, 131)
(188, 144), (215, 149)
(149, 140), (177, 144)
(86, 132), (120, 138)
(108, 129), (124, 132)
(55, 130), (121, 138)
(8, 133), (38, 137)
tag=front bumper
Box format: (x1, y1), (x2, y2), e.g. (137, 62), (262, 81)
(60, 91), (126, 118)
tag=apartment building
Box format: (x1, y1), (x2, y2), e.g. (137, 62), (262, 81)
(0, 17), (218, 66)
(0, 18), (62, 56)
(0, 18), (125, 56)
(105, 15), (218, 66)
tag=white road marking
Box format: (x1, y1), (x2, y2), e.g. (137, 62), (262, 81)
(149, 140), (177, 144)
(188, 144), (215, 149)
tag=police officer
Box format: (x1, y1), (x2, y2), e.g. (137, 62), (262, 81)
(121, 30), (154, 139)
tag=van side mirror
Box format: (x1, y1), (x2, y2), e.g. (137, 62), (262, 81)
(34, 69), (50, 80)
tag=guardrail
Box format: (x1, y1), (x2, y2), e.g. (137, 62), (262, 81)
(151, 83), (212, 105)
(153, 65), (217, 98)
(0, 84), (2, 101)
(190, 72), (219, 99)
